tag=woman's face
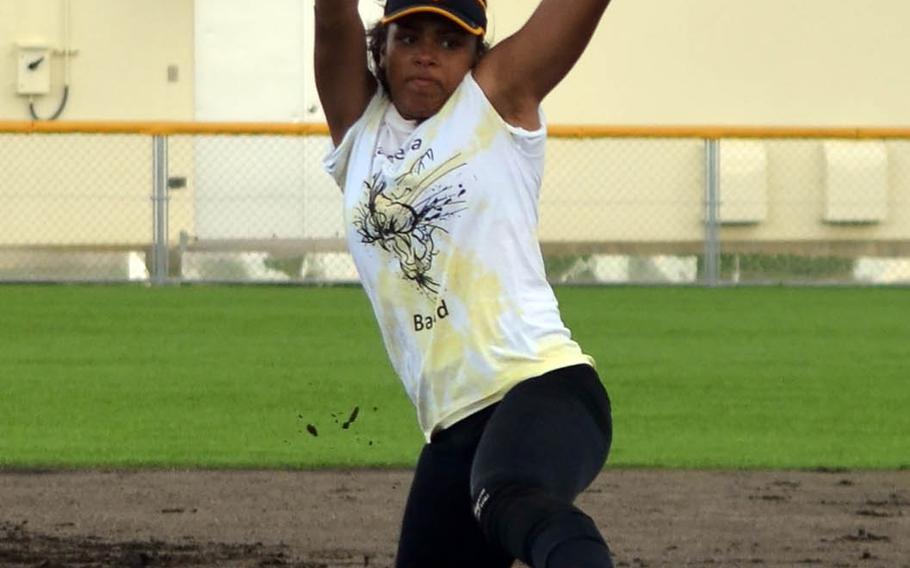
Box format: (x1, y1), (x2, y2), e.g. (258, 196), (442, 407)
(382, 14), (479, 121)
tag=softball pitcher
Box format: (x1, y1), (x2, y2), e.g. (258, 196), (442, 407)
(315, 0), (615, 566)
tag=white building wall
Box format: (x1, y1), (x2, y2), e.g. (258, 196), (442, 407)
(190, 0), (381, 241)
(2, 0), (910, 254)
(3, 0), (910, 125)
(0, 0), (194, 120)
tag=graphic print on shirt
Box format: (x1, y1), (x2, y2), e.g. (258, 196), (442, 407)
(354, 144), (469, 294)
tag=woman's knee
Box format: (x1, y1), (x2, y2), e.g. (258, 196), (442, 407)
(471, 480), (609, 567)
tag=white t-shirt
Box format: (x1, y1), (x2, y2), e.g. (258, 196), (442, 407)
(324, 72), (594, 441)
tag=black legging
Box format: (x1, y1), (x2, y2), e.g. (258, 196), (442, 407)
(395, 364), (613, 568)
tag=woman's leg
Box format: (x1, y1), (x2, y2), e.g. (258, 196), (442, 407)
(470, 364), (613, 568)
(395, 406), (514, 568)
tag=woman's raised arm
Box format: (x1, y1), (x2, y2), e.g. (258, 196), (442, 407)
(314, 0), (377, 145)
(474, 0), (612, 130)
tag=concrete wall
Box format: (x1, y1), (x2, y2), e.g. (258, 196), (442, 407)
(542, 0), (910, 126)
(1, 0), (908, 256)
(3, 0), (909, 124)
(0, 0), (195, 251)
(0, 0), (194, 120)
(538, 138), (910, 249)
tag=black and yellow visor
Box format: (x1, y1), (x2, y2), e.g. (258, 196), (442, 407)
(382, 0), (487, 36)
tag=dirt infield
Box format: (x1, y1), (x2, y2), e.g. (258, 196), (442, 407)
(1, 469), (907, 567)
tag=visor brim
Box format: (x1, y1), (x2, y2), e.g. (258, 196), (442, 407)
(381, 7), (485, 36)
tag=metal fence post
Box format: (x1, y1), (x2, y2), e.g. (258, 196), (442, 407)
(151, 135), (169, 285)
(704, 138), (721, 286)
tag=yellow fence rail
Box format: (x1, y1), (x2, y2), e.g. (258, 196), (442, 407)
(2, 121), (910, 139)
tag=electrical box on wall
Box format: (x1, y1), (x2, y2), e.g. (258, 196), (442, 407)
(17, 45), (52, 95)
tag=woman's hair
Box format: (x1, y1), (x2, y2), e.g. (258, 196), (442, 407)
(366, 21), (491, 93)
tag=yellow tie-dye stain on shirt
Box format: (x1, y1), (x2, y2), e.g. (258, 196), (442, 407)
(465, 98), (502, 155)
(448, 93), (501, 167)
(533, 334), (596, 370)
(375, 264), (431, 354)
(423, 248), (512, 407)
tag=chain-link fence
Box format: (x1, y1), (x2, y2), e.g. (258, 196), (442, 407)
(1, 124), (908, 285)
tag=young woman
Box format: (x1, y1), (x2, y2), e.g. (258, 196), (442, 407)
(315, 1), (615, 566)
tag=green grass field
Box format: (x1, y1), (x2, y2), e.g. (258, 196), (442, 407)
(1, 285), (907, 469)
